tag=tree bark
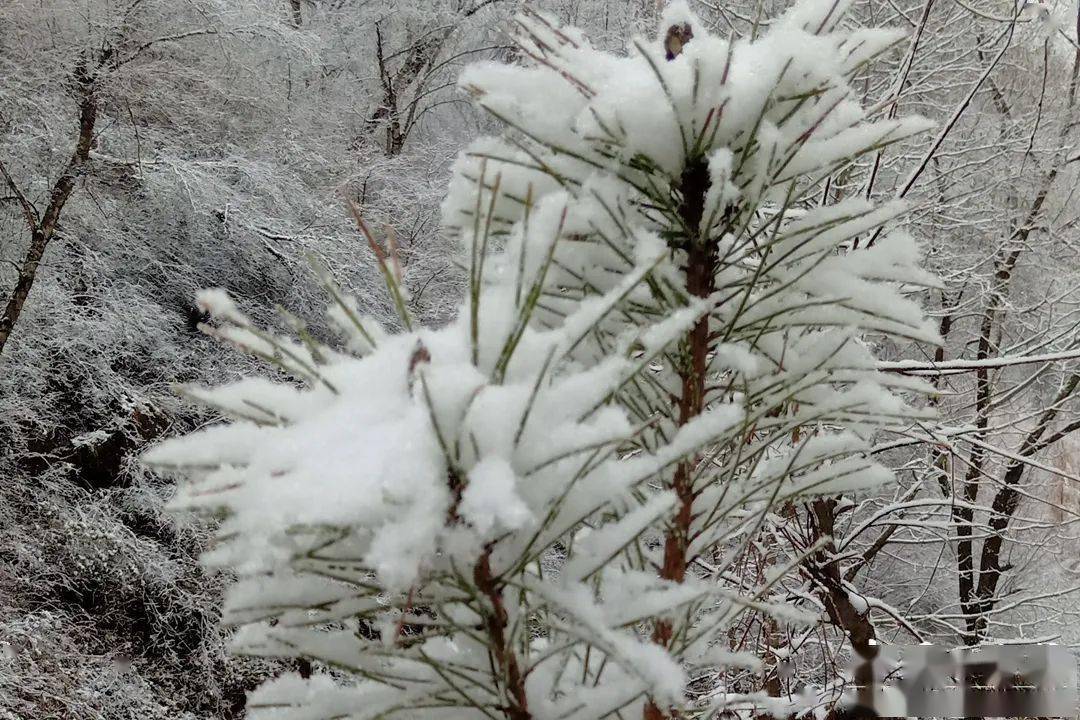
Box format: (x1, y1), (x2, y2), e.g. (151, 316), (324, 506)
(644, 154), (714, 720)
(952, 6), (1080, 643)
(809, 500), (880, 720)
(0, 55), (99, 358)
(474, 548), (531, 720)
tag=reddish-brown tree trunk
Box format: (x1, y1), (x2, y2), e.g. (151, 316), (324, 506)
(644, 153), (714, 720)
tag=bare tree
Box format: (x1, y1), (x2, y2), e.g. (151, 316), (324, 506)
(0, 52), (103, 357)
(368, 1), (508, 156)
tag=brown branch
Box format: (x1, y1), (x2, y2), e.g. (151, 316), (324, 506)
(462, 0), (506, 19)
(843, 523), (900, 584)
(113, 28), (219, 68)
(863, 0), (936, 200)
(0, 159), (39, 234)
(474, 547), (530, 720)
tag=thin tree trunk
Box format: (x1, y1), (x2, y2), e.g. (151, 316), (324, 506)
(644, 154), (713, 720)
(0, 56), (99, 359)
(643, 29), (714, 720)
(952, 11), (1080, 641)
(809, 500), (880, 719)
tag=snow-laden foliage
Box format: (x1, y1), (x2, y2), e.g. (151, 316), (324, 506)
(146, 2), (937, 718)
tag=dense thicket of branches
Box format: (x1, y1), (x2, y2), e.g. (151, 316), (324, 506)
(3, 0), (1080, 718)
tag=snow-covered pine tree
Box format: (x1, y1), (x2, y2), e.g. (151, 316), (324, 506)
(145, 1), (939, 718)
